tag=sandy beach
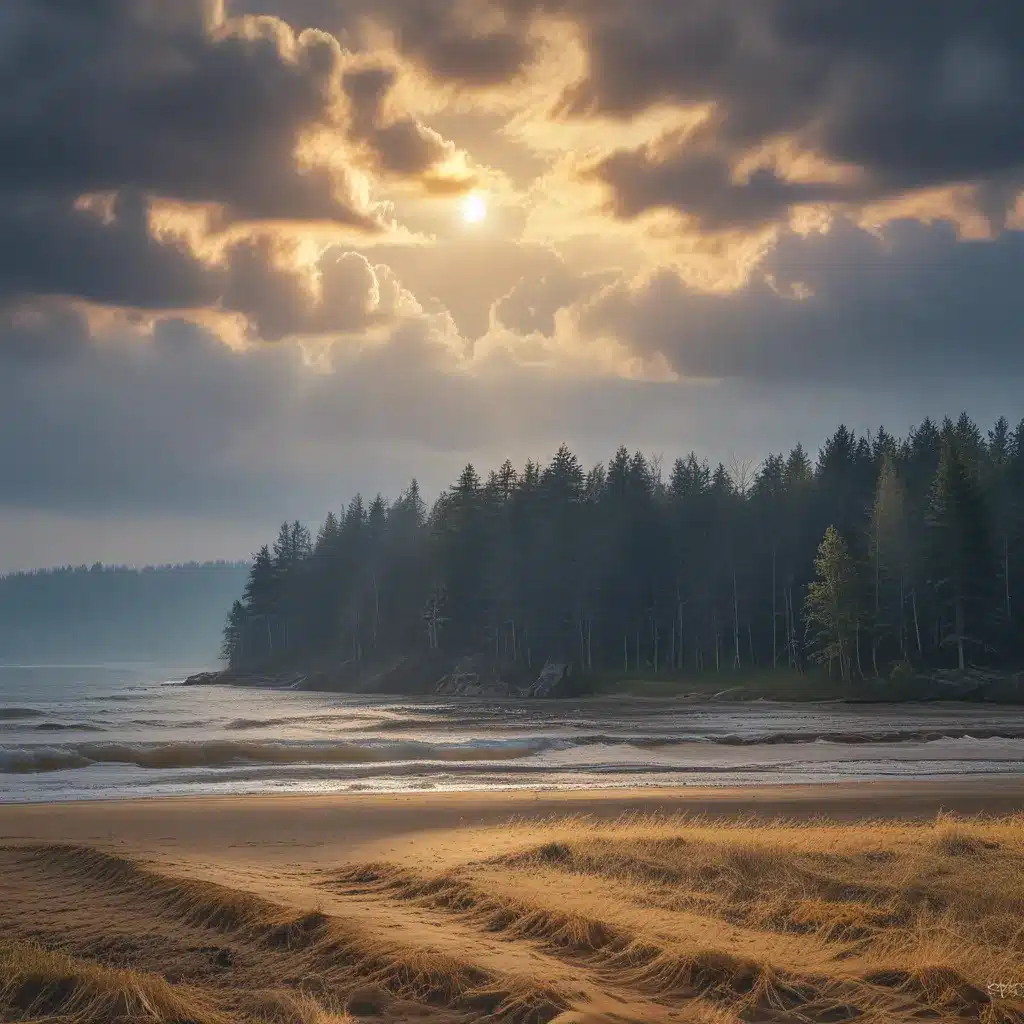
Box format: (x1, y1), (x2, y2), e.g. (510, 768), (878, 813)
(3, 780), (1024, 1023)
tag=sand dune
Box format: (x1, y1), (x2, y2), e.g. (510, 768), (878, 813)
(2, 784), (1024, 1022)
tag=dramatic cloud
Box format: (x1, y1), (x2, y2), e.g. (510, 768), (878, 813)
(233, 0), (539, 87)
(0, 1), (372, 223)
(575, 219), (1024, 381)
(565, 1), (1024, 232)
(1, 0), (1023, 567)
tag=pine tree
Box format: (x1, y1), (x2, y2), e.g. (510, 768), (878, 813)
(805, 526), (860, 682)
(214, 416), (1022, 684)
(868, 456), (909, 672)
(220, 600), (246, 667)
(927, 442), (993, 670)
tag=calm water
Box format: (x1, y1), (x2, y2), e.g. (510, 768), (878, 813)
(3, 665), (1024, 802)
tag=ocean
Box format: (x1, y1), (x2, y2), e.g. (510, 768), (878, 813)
(3, 664), (1024, 803)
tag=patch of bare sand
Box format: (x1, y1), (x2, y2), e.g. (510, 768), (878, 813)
(2, 783), (1024, 1022)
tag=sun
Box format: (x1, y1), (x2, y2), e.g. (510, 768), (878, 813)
(461, 193), (487, 224)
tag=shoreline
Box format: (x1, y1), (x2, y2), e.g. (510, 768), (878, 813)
(2, 772), (1024, 811)
(4, 778), (1023, 855)
(182, 664), (1024, 704)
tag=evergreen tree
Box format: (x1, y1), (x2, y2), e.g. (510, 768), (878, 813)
(221, 600), (246, 667)
(927, 442), (994, 669)
(805, 526), (860, 682)
(868, 456), (909, 672)
(215, 415), (1024, 684)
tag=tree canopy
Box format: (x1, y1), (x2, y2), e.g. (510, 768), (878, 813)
(0, 561), (249, 664)
(224, 414), (1024, 680)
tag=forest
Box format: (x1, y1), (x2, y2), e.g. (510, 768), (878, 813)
(221, 414), (1024, 687)
(0, 561), (249, 665)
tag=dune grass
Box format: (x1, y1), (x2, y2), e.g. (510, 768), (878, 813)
(0, 939), (227, 1023)
(332, 811), (1024, 1022)
(5, 812), (1024, 1022)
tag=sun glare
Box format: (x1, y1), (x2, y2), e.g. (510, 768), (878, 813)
(462, 193), (487, 224)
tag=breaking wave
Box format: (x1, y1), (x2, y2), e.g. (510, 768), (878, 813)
(3, 727), (1024, 774)
(0, 737), (568, 774)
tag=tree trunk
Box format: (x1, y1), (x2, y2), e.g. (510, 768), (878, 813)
(771, 547), (778, 668)
(732, 569), (741, 670)
(955, 594), (965, 671)
(911, 590), (922, 655)
(1005, 538), (1012, 622)
(677, 597), (684, 671)
(372, 574), (379, 649)
(872, 538), (880, 676)
(898, 577), (906, 658)
(784, 587), (792, 668)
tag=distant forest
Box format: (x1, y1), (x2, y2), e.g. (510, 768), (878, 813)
(223, 414), (1024, 683)
(0, 561), (249, 664)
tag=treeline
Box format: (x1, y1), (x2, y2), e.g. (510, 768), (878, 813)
(0, 561), (250, 664)
(223, 414), (1024, 682)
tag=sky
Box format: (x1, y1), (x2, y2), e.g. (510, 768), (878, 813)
(1, 0), (1023, 570)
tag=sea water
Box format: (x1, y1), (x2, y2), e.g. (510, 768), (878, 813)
(3, 664), (1024, 802)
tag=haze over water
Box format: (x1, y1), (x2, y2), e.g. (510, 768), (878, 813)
(3, 665), (1024, 803)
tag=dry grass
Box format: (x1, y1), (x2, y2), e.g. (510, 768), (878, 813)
(1, 843), (569, 1024)
(4, 813), (1024, 1022)
(0, 939), (227, 1023)
(331, 811), (1024, 1021)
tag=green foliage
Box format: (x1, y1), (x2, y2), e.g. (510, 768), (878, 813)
(220, 414), (1024, 679)
(927, 442), (994, 669)
(805, 526), (860, 681)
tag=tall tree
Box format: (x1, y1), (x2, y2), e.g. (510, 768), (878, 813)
(805, 526), (860, 682)
(867, 456), (910, 672)
(927, 442), (993, 670)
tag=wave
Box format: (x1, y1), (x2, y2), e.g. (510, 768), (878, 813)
(0, 737), (568, 774)
(4, 726), (1024, 775)
(32, 722), (106, 733)
(0, 707), (45, 721)
(707, 728), (1024, 745)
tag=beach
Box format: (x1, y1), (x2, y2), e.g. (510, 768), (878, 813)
(3, 781), (1024, 1023)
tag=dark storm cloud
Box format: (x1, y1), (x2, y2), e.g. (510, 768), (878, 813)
(578, 219), (1024, 380)
(0, 0), (401, 325)
(564, 0), (1024, 227)
(589, 141), (856, 231)
(0, 192), (219, 310)
(0, 0), (371, 225)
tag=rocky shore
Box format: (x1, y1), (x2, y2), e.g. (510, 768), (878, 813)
(182, 656), (578, 698)
(182, 662), (1024, 702)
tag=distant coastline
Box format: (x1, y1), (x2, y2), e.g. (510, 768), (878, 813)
(0, 561), (248, 665)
